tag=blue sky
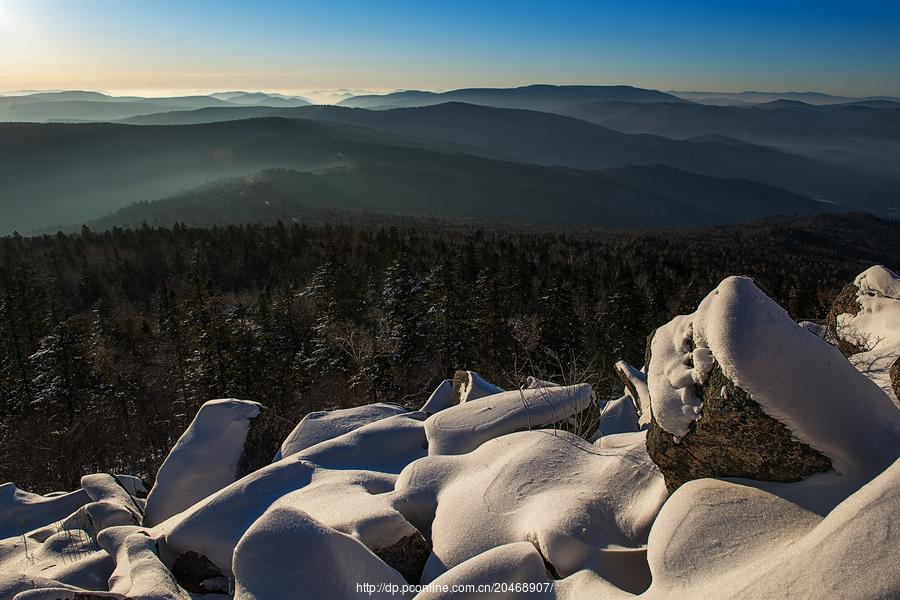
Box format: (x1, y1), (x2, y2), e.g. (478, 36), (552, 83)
(1, 0), (898, 96)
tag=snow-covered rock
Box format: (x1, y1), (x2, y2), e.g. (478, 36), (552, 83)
(614, 360), (650, 427)
(154, 411), (428, 573)
(647, 276), (900, 491)
(274, 402), (407, 460)
(637, 457), (900, 598)
(425, 384), (595, 456)
(415, 542), (553, 600)
(420, 379), (453, 413)
(296, 411), (428, 473)
(449, 370), (503, 405)
(833, 265), (900, 406)
(233, 507), (410, 600)
(111, 533), (191, 599)
(594, 395), (640, 438)
(0, 474), (147, 593)
(143, 399), (263, 526)
(0, 483), (88, 540)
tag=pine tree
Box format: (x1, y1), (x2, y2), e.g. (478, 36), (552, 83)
(596, 274), (649, 368)
(537, 279), (582, 360)
(379, 259), (425, 373)
(422, 263), (469, 373)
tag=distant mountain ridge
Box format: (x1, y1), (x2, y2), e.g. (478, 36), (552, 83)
(671, 90), (900, 106)
(3, 84), (899, 234)
(0, 90), (309, 122)
(119, 102), (899, 212)
(338, 84), (688, 111)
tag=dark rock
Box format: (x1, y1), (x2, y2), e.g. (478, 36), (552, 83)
(891, 356), (900, 400)
(373, 531), (430, 584)
(236, 405), (282, 479)
(646, 363), (832, 493)
(449, 370), (469, 406)
(826, 282), (864, 356)
(643, 328), (656, 373)
(448, 370), (502, 405)
(171, 550), (226, 594)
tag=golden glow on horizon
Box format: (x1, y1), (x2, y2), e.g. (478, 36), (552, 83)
(0, 1), (895, 99)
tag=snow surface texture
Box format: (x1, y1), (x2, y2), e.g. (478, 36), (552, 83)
(393, 429), (667, 586)
(420, 380), (453, 413)
(425, 384), (595, 456)
(593, 395), (640, 438)
(835, 265), (900, 405)
(2, 269), (900, 599)
(274, 402), (408, 460)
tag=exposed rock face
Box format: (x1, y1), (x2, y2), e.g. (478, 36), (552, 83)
(449, 370), (503, 405)
(891, 357), (900, 401)
(372, 531), (430, 584)
(171, 550), (225, 594)
(826, 282), (864, 355)
(236, 406), (283, 478)
(646, 363), (832, 492)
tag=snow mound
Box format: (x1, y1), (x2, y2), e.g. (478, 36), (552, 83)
(143, 398), (263, 526)
(649, 276), (900, 480)
(275, 402), (407, 460)
(419, 379), (453, 413)
(425, 383), (595, 456)
(594, 395), (640, 438)
(233, 507), (409, 600)
(392, 429), (666, 583)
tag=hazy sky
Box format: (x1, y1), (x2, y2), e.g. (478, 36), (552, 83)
(1, 0), (899, 97)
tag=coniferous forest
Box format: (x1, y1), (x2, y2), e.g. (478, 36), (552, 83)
(2, 212), (898, 493)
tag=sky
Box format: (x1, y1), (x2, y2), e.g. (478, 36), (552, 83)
(1, 0), (899, 98)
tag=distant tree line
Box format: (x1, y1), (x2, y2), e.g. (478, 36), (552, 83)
(1, 214), (896, 492)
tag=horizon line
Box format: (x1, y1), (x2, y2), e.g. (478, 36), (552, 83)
(2, 83), (899, 101)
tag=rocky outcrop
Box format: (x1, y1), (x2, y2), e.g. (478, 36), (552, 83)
(891, 356), (900, 401)
(449, 370), (503, 405)
(646, 363), (832, 493)
(372, 531), (430, 584)
(826, 282), (864, 355)
(171, 551), (226, 594)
